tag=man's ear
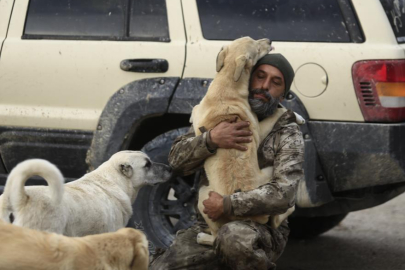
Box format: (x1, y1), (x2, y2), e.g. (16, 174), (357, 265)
(120, 164), (133, 178)
(234, 55), (249, 82)
(216, 46), (227, 72)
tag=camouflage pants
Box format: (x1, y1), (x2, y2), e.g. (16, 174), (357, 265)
(149, 220), (290, 270)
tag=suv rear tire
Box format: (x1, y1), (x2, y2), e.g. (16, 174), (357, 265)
(127, 128), (198, 252)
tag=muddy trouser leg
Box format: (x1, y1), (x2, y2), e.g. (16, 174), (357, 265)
(149, 223), (229, 270)
(215, 220), (290, 270)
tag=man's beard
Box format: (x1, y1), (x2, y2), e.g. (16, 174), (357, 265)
(248, 88), (280, 120)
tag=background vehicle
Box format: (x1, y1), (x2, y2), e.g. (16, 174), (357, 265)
(1, 0), (404, 252)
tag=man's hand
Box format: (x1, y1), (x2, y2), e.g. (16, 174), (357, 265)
(203, 191), (224, 221)
(210, 120), (252, 151)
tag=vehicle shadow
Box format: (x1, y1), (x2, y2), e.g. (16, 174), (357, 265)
(277, 233), (404, 270)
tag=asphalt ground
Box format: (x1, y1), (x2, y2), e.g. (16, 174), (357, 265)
(277, 193), (405, 270)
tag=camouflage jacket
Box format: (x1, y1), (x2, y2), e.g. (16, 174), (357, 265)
(168, 110), (304, 218)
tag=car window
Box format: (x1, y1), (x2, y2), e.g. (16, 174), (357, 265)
(129, 0), (170, 42)
(24, 0), (125, 38)
(197, 0), (360, 42)
(24, 0), (169, 42)
(380, 0), (405, 43)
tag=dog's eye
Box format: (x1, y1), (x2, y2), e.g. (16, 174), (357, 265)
(144, 160), (152, 168)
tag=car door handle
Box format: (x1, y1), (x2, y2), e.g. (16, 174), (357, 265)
(120, 59), (169, 73)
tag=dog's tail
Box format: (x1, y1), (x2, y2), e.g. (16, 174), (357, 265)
(0, 159), (64, 222)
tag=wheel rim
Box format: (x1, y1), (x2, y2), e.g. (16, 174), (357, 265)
(131, 127), (199, 249)
(160, 177), (197, 233)
(147, 173), (198, 246)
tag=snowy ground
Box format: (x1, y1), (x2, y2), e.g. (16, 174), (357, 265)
(278, 193), (405, 270)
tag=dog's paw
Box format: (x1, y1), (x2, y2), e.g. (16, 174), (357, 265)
(196, 232), (215, 246)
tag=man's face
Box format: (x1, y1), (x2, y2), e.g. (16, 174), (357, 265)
(248, 65), (286, 119)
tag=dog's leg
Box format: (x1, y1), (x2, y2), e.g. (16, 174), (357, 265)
(196, 232), (215, 246)
(197, 185), (223, 241)
(270, 206), (295, 229)
(249, 215), (270, 225)
(256, 166), (274, 187)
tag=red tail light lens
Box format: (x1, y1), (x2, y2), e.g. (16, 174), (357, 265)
(352, 60), (405, 123)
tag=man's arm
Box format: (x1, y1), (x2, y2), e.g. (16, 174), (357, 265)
(168, 126), (216, 176)
(224, 126), (304, 217)
(168, 121), (252, 176)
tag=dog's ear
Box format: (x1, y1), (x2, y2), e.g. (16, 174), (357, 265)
(216, 46), (227, 72)
(234, 55), (248, 82)
(119, 164), (133, 178)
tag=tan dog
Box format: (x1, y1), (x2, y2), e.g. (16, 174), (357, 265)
(0, 220), (148, 270)
(0, 151), (172, 236)
(191, 37), (294, 243)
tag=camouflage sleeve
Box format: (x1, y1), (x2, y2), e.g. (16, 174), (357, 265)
(168, 126), (217, 176)
(227, 126), (304, 217)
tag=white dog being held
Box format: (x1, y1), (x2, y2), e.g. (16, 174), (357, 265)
(0, 150), (172, 236)
(191, 37), (295, 245)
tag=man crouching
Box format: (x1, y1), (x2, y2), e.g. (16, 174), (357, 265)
(150, 54), (304, 270)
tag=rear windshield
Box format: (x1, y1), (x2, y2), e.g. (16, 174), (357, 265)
(380, 0), (405, 43)
(197, 0), (363, 43)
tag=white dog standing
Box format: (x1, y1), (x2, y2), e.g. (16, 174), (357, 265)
(0, 151), (172, 236)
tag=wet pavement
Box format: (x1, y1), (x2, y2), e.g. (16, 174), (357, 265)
(277, 193), (405, 270)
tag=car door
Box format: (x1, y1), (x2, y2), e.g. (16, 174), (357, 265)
(0, 0), (186, 131)
(0, 0), (14, 54)
(182, 0), (369, 122)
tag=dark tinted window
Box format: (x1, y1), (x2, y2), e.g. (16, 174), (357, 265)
(129, 0), (170, 42)
(24, 0), (125, 38)
(380, 0), (405, 43)
(197, 0), (354, 42)
(24, 0), (170, 41)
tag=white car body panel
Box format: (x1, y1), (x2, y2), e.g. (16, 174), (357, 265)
(0, 0), (186, 130)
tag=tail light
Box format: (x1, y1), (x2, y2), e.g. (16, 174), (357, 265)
(352, 60), (405, 122)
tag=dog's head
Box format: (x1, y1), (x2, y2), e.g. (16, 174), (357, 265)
(109, 151), (172, 188)
(216, 37), (273, 82)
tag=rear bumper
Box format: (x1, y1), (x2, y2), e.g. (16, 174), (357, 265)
(309, 121), (405, 192)
(294, 182), (405, 217)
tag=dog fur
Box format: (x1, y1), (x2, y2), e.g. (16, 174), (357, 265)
(0, 150), (172, 236)
(0, 220), (148, 270)
(191, 37), (294, 239)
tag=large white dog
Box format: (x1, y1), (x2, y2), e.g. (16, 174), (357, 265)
(191, 37), (295, 243)
(0, 151), (172, 236)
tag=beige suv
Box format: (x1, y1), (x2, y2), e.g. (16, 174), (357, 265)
(1, 0), (405, 251)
